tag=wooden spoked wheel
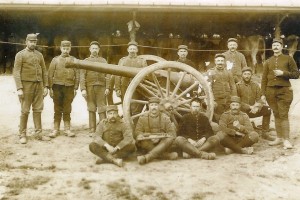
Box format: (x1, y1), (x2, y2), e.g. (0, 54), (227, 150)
(123, 57), (214, 129)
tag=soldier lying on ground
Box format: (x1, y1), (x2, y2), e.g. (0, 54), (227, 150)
(236, 67), (275, 141)
(135, 97), (178, 165)
(89, 105), (136, 167)
(174, 97), (217, 160)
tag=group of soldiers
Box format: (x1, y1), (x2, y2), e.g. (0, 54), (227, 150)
(13, 33), (299, 167)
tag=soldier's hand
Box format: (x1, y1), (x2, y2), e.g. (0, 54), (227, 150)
(104, 143), (115, 153)
(81, 90), (87, 99)
(43, 87), (48, 97)
(233, 120), (241, 129)
(104, 89), (110, 96)
(50, 89), (53, 98)
(151, 138), (160, 144)
(116, 90), (121, 97)
(273, 69), (284, 76)
(261, 95), (266, 103)
(17, 89), (24, 102)
(136, 134), (144, 140)
(235, 131), (245, 137)
(250, 106), (259, 114)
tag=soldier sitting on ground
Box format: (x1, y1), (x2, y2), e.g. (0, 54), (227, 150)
(174, 97), (218, 160)
(89, 105), (136, 167)
(236, 67), (275, 141)
(216, 96), (259, 154)
(135, 97), (178, 165)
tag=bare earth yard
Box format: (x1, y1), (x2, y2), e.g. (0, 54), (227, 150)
(0, 76), (300, 200)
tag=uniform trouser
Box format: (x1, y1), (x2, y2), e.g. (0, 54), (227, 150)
(214, 99), (230, 122)
(86, 85), (106, 116)
(52, 84), (74, 122)
(219, 131), (259, 153)
(246, 105), (271, 130)
(137, 137), (175, 161)
(89, 142), (136, 160)
(19, 81), (44, 133)
(265, 86), (293, 139)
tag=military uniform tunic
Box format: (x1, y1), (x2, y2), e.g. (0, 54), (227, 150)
(13, 47), (48, 114)
(80, 56), (109, 113)
(223, 50), (247, 83)
(48, 55), (80, 122)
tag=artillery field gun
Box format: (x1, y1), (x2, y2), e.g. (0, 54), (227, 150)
(66, 55), (214, 128)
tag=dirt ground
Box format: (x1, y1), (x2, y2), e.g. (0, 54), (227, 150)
(0, 75), (300, 200)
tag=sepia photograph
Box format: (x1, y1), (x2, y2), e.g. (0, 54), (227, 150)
(0, 0), (300, 199)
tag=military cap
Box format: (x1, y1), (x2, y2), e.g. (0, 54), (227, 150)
(61, 40), (71, 47)
(148, 97), (160, 104)
(242, 67), (252, 73)
(26, 33), (38, 41)
(178, 45), (188, 51)
(128, 41), (138, 47)
(230, 96), (241, 103)
(272, 38), (283, 45)
(227, 38), (238, 43)
(214, 53), (225, 59)
(106, 105), (118, 112)
(90, 41), (100, 47)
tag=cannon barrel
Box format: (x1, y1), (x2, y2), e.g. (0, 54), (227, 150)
(66, 57), (140, 78)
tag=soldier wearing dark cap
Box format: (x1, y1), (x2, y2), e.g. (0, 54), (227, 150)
(174, 98), (218, 160)
(223, 38), (247, 83)
(213, 96), (259, 154)
(206, 53), (237, 122)
(13, 33), (50, 144)
(80, 41), (110, 136)
(176, 45), (197, 70)
(261, 38), (300, 149)
(48, 40), (80, 138)
(135, 97), (178, 165)
(89, 105), (136, 167)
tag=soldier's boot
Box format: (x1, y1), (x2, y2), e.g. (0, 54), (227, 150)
(33, 112), (50, 141)
(238, 132), (259, 148)
(160, 152), (178, 160)
(89, 112), (96, 137)
(64, 121), (75, 137)
(105, 153), (123, 167)
(137, 137), (174, 165)
(220, 136), (243, 154)
(174, 137), (216, 160)
(49, 120), (60, 138)
(281, 119), (293, 149)
(269, 118), (283, 146)
(19, 113), (28, 144)
(199, 136), (220, 152)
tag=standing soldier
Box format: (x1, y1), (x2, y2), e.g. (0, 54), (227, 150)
(206, 53), (237, 122)
(236, 67), (274, 141)
(218, 96), (259, 154)
(115, 41), (147, 100)
(176, 45), (197, 70)
(223, 38), (247, 83)
(135, 97), (178, 165)
(261, 38), (300, 149)
(13, 33), (50, 144)
(80, 41), (110, 135)
(89, 105), (136, 167)
(48, 40), (79, 138)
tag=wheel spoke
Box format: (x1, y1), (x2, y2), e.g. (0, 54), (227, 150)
(175, 81), (199, 100)
(131, 111), (149, 120)
(151, 73), (165, 98)
(176, 98), (193, 107)
(130, 99), (148, 104)
(139, 83), (158, 97)
(166, 68), (171, 97)
(173, 110), (183, 118)
(170, 71), (187, 98)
